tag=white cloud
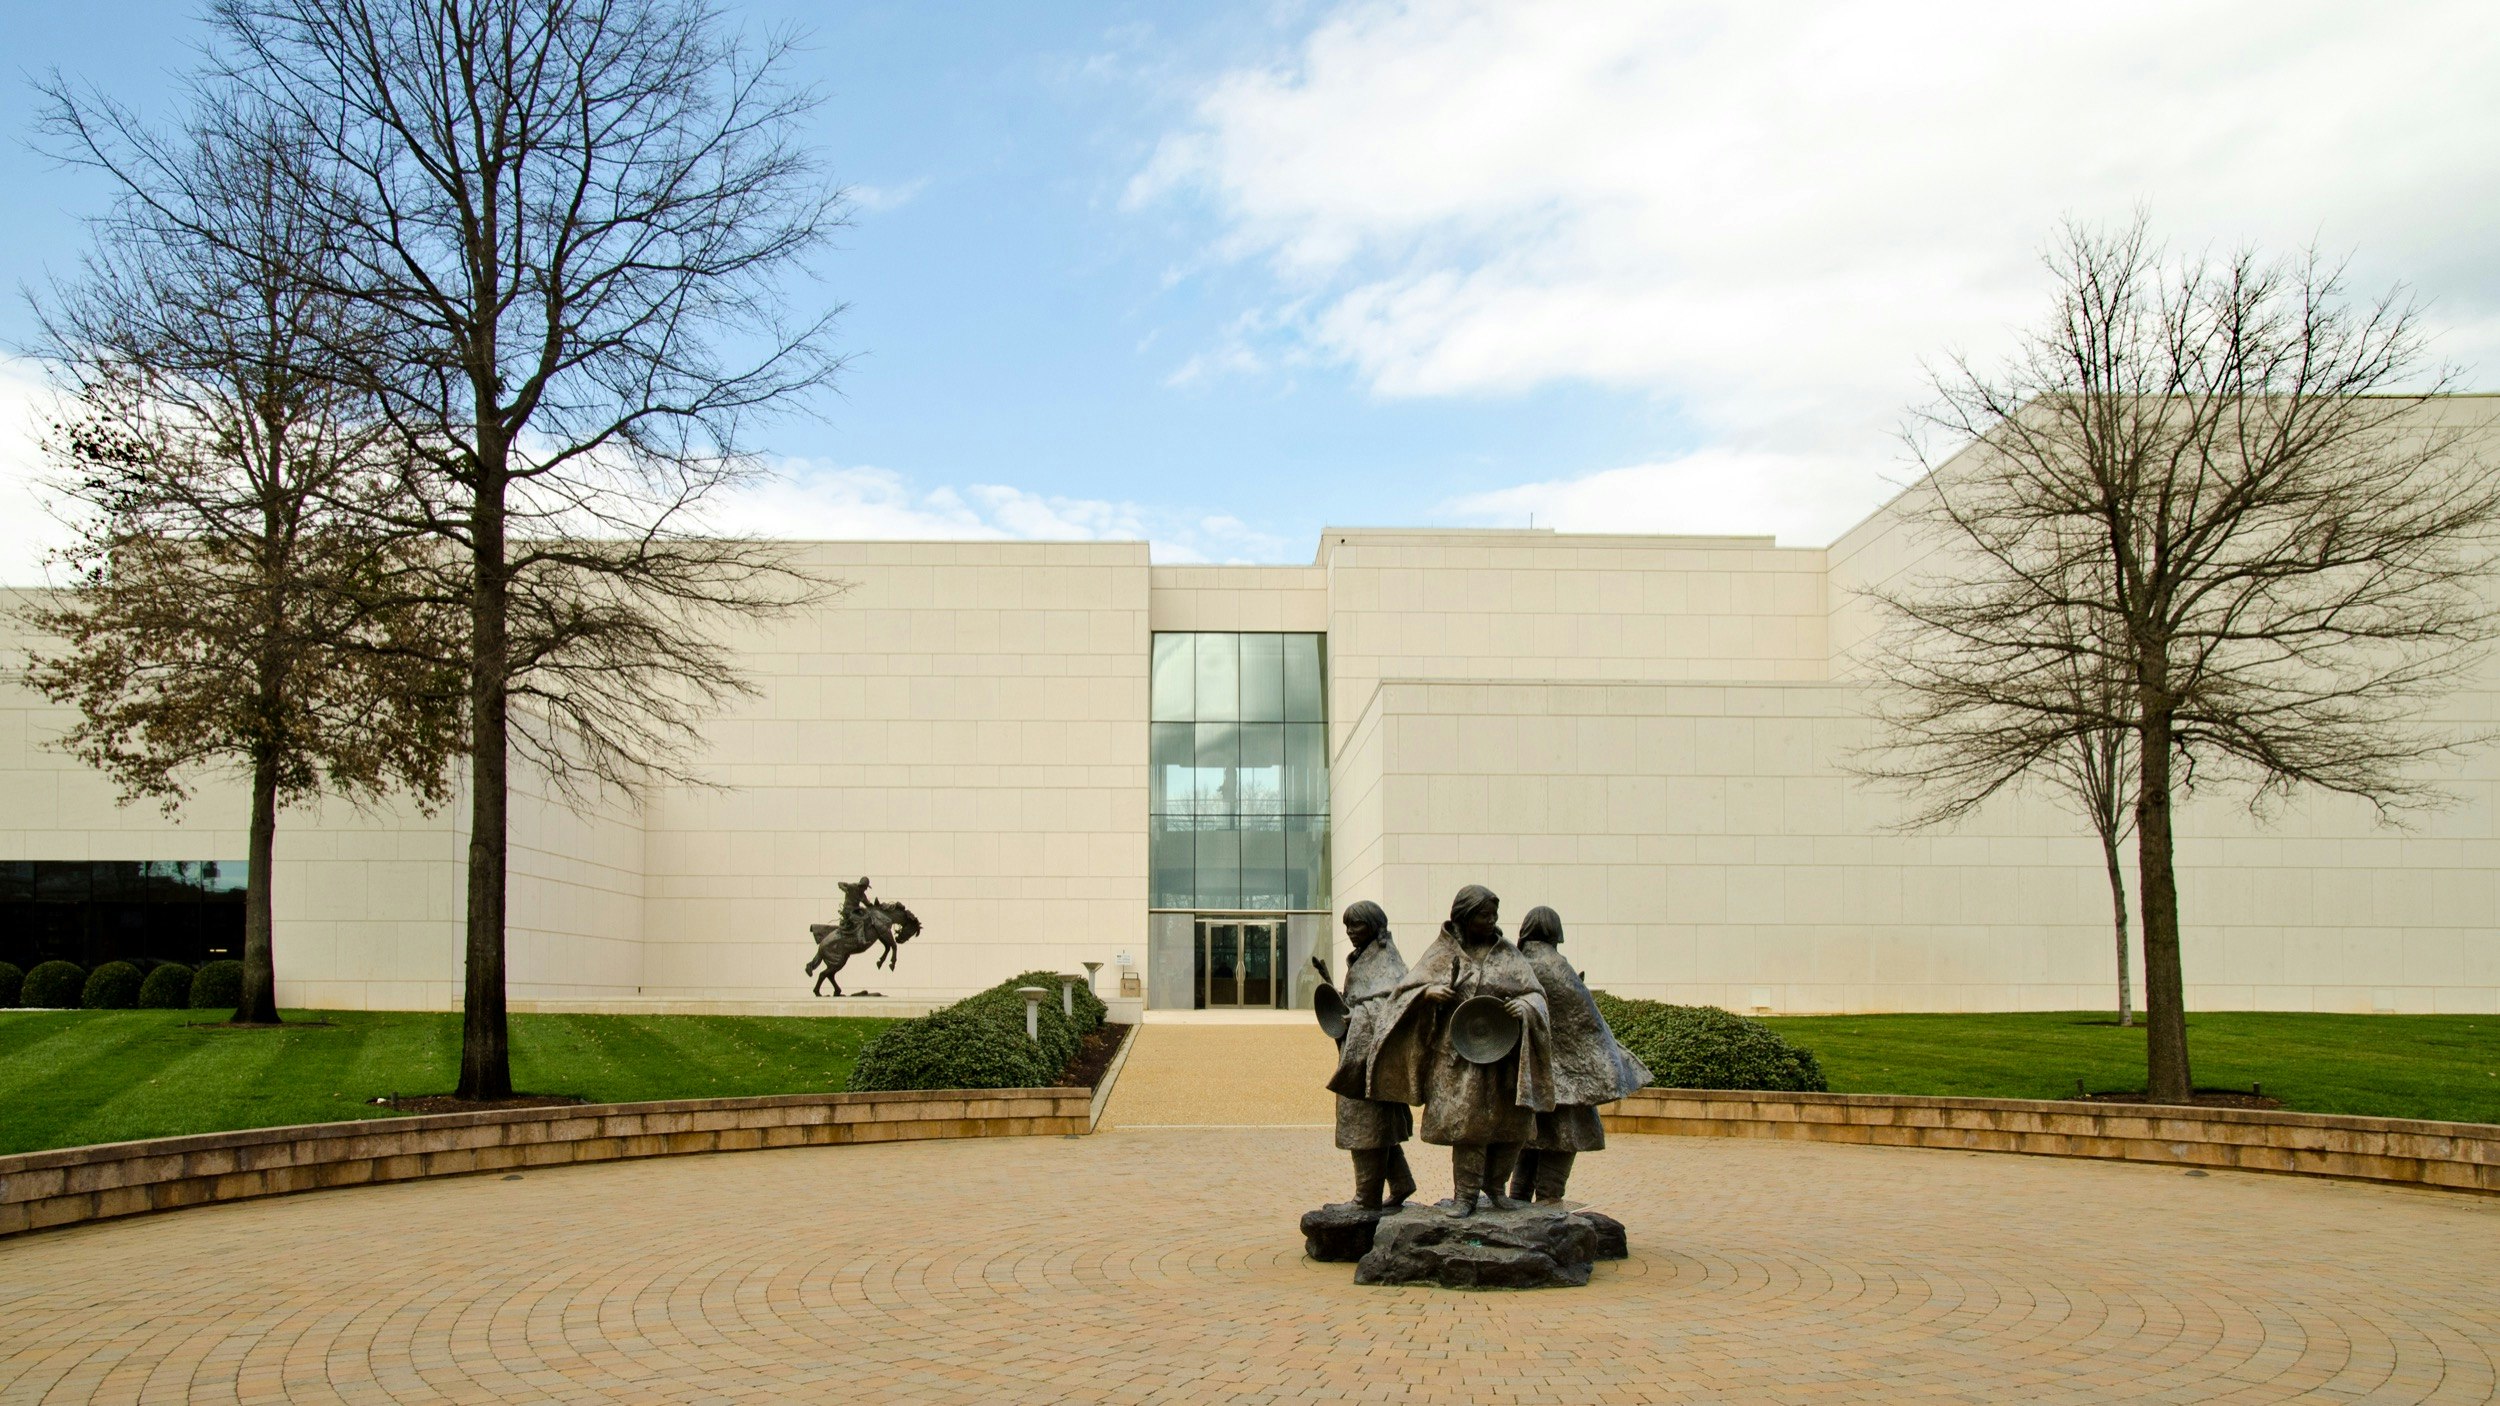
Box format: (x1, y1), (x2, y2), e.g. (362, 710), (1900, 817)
(0, 360), (68, 586)
(699, 460), (1290, 563)
(0, 373), (1284, 581)
(847, 177), (930, 214)
(1442, 447), (1906, 544)
(1139, 0), (2500, 541)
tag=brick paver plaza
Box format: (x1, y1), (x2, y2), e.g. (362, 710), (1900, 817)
(4, 1117), (2497, 1403)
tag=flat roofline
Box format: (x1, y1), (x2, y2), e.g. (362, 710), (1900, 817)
(1825, 389), (2500, 556)
(1313, 525), (1788, 564)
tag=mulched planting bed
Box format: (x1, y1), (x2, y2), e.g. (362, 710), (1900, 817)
(2066, 1088), (2286, 1111)
(1057, 1023), (1132, 1089)
(366, 1094), (592, 1115)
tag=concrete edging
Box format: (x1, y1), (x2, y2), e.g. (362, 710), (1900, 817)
(1609, 1088), (2500, 1193)
(0, 1085), (1093, 1239)
(1086, 1023), (1139, 1131)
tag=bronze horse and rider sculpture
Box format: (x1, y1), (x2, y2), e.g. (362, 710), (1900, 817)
(806, 876), (923, 996)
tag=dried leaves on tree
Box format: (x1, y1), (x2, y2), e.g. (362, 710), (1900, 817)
(21, 98), (466, 1023)
(205, 0), (849, 1094)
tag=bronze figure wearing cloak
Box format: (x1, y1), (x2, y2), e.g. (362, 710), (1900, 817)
(1318, 900), (1418, 1210)
(1508, 906), (1653, 1202)
(1339, 884), (1556, 1217)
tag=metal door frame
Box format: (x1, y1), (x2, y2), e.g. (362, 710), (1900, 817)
(1195, 915), (1287, 1009)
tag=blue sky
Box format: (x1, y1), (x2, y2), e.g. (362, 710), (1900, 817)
(5, 1), (2498, 572)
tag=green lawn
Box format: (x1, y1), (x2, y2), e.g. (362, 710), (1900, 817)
(3, 1008), (2494, 1158)
(1774, 1011), (2500, 1125)
(0, 1009), (892, 1155)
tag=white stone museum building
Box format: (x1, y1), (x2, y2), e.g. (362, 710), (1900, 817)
(8, 399), (2500, 1017)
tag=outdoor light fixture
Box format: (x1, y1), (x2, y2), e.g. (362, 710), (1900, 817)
(1059, 975), (1079, 1017)
(1016, 986), (1047, 1041)
(1082, 960), (1103, 994)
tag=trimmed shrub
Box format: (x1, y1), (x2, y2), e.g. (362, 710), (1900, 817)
(81, 960), (145, 1010)
(952, 971), (1094, 1065)
(0, 961), (23, 1007)
(846, 1006), (1058, 1092)
(138, 962), (196, 1009)
(1593, 992), (1828, 1093)
(189, 959), (246, 1011)
(22, 960), (88, 1009)
(844, 969), (1110, 1093)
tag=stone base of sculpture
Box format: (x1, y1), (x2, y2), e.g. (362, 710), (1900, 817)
(1305, 1201), (1626, 1289)
(1300, 1201), (1395, 1262)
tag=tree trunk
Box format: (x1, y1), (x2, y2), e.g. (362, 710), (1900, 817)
(2135, 713), (2191, 1101)
(2099, 828), (2132, 1027)
(457, 458), (512, 1100)
(232, 750), (283, 1025)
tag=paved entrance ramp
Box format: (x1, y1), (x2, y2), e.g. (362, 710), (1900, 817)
(1099, 1017), (1337, 1127)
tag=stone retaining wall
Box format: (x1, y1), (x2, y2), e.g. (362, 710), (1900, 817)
(1610, 1089), (2500, 1193)
(0, 1086), (1091, 1238)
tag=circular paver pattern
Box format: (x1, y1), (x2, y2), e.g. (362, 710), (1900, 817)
(4, 1129), (2497, 1404)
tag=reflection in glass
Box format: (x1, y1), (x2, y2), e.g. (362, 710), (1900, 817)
(1237, 724), (1284, 817)
(1285, 723), (1328, 817)
(1284, 635), (1325, 722)
(1242, 924), (1275, 1005)
(1195, 829), (1242, 908)
(1239, 633), (1284, 721)
(1240, 822), (1287, 908)
(1207, 924), (1240, 1006)
(1193, 632), (1239, 722)
(1286, 818), (1331, 910)
(1150, 722), (1195, 817)
(1151, 633), (1194, 721)
(1193, 722), (1238, 815)
(1151, 819), (1194, 908)
(3, 860), (249, 971)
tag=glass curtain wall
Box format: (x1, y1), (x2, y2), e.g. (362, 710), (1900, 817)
(1150, 633), (1329, 910)
(0, 861), (247, 970)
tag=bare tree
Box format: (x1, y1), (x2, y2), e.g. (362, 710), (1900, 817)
(21, 99), (464, 1024)
(1867, 216), (2499, 1103)
(204, 0), (846, 1095)
(2062, 717), (2137, 1029)
(1865, 563), (2140, 1027)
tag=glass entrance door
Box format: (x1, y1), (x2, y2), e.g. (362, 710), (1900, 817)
(1196, 918), (1285, 1008)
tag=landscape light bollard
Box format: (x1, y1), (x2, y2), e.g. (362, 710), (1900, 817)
(1082, 960), (1103, 994)
(1060, 976), (1078, 1018)
(1017, 986), (1046, 1042)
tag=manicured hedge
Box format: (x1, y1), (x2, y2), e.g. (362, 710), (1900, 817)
(189, 960), (245, 1011)
(846, 969), (1108, 1093)
(0, 962), (23, 1007)
(844, 1007), (1059, 1091)
(22, 961), (88, 1009)
(138, 962), (196, 1009)
(81, 961), (146, 1010)
(1593, 992), (1829, 1093)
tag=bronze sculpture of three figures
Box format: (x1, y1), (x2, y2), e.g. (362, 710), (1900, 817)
(1316, 885), (1653, 1217)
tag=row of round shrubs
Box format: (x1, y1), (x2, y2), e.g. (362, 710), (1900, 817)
(0, 959), (247, 1012)
(846, 969), (1109, 1093)
(1592, 991), (1829, 1092)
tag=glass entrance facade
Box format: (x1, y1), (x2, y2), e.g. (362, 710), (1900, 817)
(1148, 632), (1329, 911)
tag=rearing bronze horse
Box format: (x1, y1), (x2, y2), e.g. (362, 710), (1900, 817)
(806, 877), (923, 996)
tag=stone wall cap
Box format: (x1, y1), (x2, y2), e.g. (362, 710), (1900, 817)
(0, 1085), (1093, 1180)
(1614, 1088), (2500, 1141)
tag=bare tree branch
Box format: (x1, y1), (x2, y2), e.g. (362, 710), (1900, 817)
(1859, 215), (2499, 1099)
(198, 0), (852, 1095)
(18, 95), (467, 1025)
